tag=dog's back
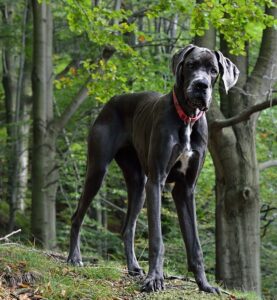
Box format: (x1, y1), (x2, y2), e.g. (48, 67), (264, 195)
(90, 91), (162, 144)
(96, 91), (162, 123)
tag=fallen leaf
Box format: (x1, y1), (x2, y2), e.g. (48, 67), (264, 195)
(18, 283), (30, 288)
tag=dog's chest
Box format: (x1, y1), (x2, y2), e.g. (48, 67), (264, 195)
(169, 124), (193, 176)
(178, 123), (192, 153)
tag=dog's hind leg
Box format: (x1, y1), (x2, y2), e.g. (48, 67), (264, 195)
(67, 125), (117, 266)
(115, 147), (146, 276)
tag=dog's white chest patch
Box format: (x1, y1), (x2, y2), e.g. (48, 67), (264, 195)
(177, 151), (193, 174)
(184, 124), (192, 152)
(176, 124), (193, 174)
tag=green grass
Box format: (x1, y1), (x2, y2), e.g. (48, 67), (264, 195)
(0, 244), (259, 300)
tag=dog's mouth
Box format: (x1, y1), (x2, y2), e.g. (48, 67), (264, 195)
(185, 88), (211, 112)
(186, 96), (209, 112)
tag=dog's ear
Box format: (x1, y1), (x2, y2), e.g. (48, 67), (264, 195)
(215, 50), (240, 93)
(172, 44), (195, 87)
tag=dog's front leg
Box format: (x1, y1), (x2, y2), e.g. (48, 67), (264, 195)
(140, 121), (177, 292)
(172, 181), (220, 294)
(141, 177), (165, 292)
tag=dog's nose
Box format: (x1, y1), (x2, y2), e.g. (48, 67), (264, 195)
(194, 80), (209, 91)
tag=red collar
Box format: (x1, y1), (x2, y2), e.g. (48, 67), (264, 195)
(172, 89), (204, 124)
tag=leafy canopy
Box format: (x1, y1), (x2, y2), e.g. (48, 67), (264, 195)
(60, 0), (276, 102)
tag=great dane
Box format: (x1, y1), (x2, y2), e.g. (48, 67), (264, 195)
(67, 44), (239, 294)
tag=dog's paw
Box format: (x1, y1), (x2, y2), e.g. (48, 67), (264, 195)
(141, 275), (164, 292)
(199, 283), (221, 295)
(128, 267), (145, 277)
(67, 257), (84, 267)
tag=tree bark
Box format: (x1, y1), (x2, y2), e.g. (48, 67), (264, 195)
(31, 0), (57, 249)
(1, 2), (31, 228)
(17, 58), (32, 212)
(208, 102), (261, 292)
(16, 1), (31, 212)
(211, 98), (277, 129)
(209, 6), (276, 295)
(1, 2), (16, 230)
(259, 160), (277, 171)
(194, 26), (216, 49)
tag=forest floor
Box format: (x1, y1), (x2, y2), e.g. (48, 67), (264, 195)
(0, 244), (259, 300)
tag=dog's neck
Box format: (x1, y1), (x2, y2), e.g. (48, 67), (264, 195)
(173, 85), (204, 123)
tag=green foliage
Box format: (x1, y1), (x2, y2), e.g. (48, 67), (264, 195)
(57, 0), (277, 105)
(55, 1), (170, 102)
(191, 0), (277, 54)
(0, 201), (9, 235)
(145, 0), (194, 18)
(84, 52), (170, 102)
(65, 1), (135, 53)
(256, 107), (277, 298)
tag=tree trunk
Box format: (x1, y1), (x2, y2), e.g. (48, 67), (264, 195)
(1, 2), (32, 229)
(209, 6), (276, 294)
(210, 45), (261, 292)
(194, 4), (276, 294)
(2, 52), (18, 230)
(194, 0), (216, 49)
(1, 2), (16, 229)
(194, 28), (215, 49)
(31, 0), (57, 249)
(208, 109), (261, 292)
(1, 3), (21, 229)
(17, 61), (32, 212)
(16, 2), (32, 212)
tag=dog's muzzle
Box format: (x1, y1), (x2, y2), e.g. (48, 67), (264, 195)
(186, 78), (211, 111)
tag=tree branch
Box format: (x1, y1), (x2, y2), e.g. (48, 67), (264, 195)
(55, 58), (81, 80)
(0, 229), (21, 241)
(261, 204), (277, 215)
(210, 98), (277, 130)
(259, 160), (277, 171)
(52, 76), (91, 133)
(246, 6), (277, 97)
(133, 40), (178, 49)
(52, 46), (115, 133)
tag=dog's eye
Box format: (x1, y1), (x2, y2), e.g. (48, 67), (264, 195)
(211, 68), (218, 75)
(186, 62), (196, 69)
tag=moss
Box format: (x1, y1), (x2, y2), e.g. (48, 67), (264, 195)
(0, 244), (258, 300)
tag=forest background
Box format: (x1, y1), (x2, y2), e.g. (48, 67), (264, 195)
(0, 0), (276, 299)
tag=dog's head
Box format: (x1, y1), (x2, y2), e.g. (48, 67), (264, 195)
(172, 44), (239, 111)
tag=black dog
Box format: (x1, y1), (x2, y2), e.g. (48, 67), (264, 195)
(67, 44), (239, 294)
